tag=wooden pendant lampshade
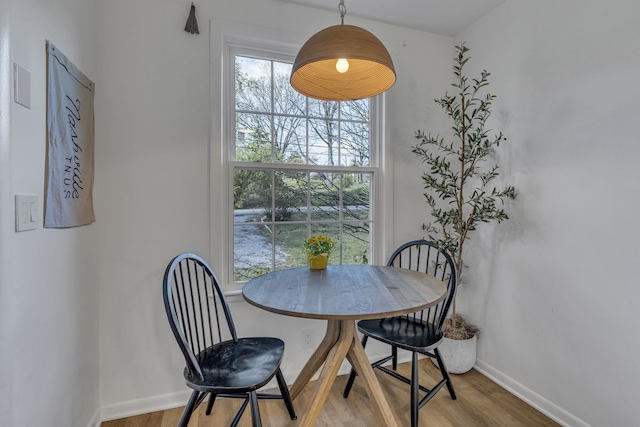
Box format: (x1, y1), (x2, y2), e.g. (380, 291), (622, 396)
(290, 12), (396, 101)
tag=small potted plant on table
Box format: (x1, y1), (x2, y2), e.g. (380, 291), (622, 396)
(304, 234), (336, 270)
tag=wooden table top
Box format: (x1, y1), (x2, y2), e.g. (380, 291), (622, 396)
(242, 264), (447, 320)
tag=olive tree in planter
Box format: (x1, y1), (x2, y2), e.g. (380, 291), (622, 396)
(412, 43), (516, 373)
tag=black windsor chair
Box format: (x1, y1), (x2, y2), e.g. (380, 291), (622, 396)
(163, 253), (296, 427)
(343, 240), (458, 427)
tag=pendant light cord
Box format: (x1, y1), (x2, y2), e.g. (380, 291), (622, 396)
(339, 0), (347, 24)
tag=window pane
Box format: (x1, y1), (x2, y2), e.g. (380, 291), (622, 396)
(274, 117), (306, 163)
(274, 224), (309, 270)
(273, 61), (305, 115)
(342, 222), (371, 265)
(309, 119), (338, 166)
(310, 173), (339, 222)
(341, 121), (370, 167)
(340, 99), (369, 122)
(274, 170), (307, 222)
(234, 224), (273, 281)
(234, 169), (271, 211)
(342, 173), (371, 220)
(236, 113), (272, 162)
(308, 99), (338, 119)
(235, 56), (272, 113)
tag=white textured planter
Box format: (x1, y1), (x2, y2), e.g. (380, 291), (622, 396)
(433, 335), (477, 374)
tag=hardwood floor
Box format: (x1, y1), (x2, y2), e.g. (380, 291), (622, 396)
(101, 359), (560, 427)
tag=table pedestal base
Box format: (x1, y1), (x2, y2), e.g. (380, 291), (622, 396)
(289, 319), (399, 427)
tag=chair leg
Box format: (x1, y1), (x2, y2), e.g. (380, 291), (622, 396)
(392, 345), (398, 370)
(434, 347), (456, 400)
(178, 391), (201, 427)
(205, 393), (217, 415)
(410, 351), (419, 427)
(230, 398), (249, 427)
(343, 367), (357, 398)
(248, 391), (262, 427)
(275, 368), (297, 420)
(343, 335), (368, 398)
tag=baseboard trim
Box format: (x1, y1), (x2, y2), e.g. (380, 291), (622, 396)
(100, 389), (192, 423)
(474, 359), (590, 427)
(86, 407), (102, 427)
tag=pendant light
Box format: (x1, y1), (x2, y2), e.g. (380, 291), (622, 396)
(290, 0), (396, 101)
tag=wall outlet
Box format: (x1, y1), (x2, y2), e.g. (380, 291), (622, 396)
(302, 328), (315, 349)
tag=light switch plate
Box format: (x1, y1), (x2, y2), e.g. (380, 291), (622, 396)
(13, 63), (31, 109)
(15, 195), (38, 232)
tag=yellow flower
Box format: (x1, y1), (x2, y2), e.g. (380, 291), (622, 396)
(304, 234), (336, 256)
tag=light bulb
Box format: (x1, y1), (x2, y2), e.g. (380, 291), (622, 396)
(336, 58), (349, 73)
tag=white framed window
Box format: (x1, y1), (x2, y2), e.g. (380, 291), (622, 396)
(221, 42), (390, 291)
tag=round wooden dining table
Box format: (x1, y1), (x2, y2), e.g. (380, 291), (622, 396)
(242, 264), (447, 427)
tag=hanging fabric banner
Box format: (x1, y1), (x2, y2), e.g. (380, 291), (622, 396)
(45, 41), (95, 228)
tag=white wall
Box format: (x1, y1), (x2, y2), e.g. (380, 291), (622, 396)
(455, 1), (640, 426)
(2, 1), (100, 427)
(0, 0), (13, 423)
(95, 0), (454, 419)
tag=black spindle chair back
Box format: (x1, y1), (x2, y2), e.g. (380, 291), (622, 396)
(387, 240), (457, 337)
(164, 253), (236, 382)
